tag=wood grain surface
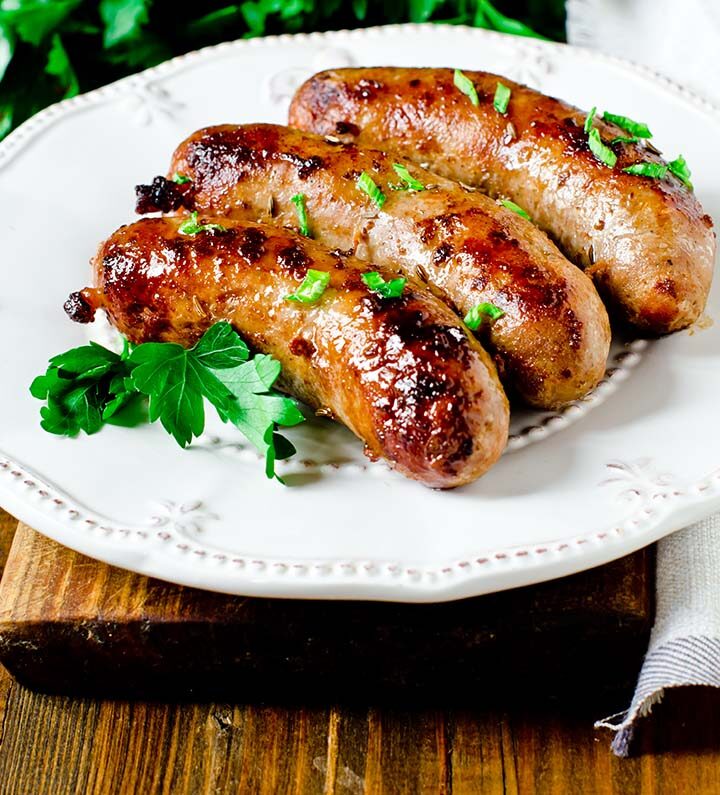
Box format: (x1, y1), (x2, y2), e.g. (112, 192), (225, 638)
(0, 509), (718, 794)
(0, 521), (652, 702)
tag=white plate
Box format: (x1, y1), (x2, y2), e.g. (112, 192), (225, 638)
(1, 24), (719, 602)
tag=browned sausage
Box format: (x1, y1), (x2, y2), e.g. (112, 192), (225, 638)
(65, 216), (509, 489)
(139, 123), (610, 409)
(289, 67), (716, 334)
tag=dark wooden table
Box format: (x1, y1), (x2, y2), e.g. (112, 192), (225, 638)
(0, 508), (718, 794)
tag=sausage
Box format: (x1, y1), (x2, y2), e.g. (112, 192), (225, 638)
(65, 216), (509, 489)
(140, 123), (610, 409)
(288, 68), (716, 334)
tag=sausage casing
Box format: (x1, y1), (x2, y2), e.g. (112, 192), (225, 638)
(66, 217), (509, 489)
(147, 123), (610, 408)
(289, 67), (716, 333)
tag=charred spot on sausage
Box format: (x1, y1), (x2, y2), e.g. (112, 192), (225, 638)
(433, 242), (454, 265)
(289, 337), (316, 358)
(277, 244), (310, 275)
(335, 120), (360, 136)
(655, 278), (678, 298)
(64, 291), (96, 324)
(237, 227), (267, 262)
(135, 176), (189, 214)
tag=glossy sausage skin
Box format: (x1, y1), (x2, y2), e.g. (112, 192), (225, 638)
(289, 68), (716, 334)
(65, 217), (509, 489)
(144, 123), (610, 409)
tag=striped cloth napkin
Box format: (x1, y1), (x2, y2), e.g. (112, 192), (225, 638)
(567, 0), (720, 756)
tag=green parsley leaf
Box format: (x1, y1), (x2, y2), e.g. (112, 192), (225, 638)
(285, 269), (331, 304)
(213, 354), (304, 480)
(352, 0), (368, 21)
(49, 342), (121, 378)
(356, 172), (386, 209)
(474, 0), (547, 40)
(0, 23), (15, 84)
(499, 199), (531, 221)
(584, 106), (597, 134)
(128, 342), (208, 447)
(291, 193), (311, 236)
(610, 136), (639, 146)
(4, 0), (80, 48)
(192, 321), (250, 369)
(493, 82), (511, 115)
(178, 211), (227, 235)
(32, 323), (305, 481)
(464, 302), (505, 331)
(31, 341), (137, 438)
(45, 34), (78, 99)
(668, 155), (693, 189)
(104, 392), (148, 427)
(602, 111), (652, 139)
(622, 162), (668, 179)
(588, 128), (617, 168)
(454, 68), (479, 107)
(99, 0), (150, 49)
(172, 172), (192, 184)
(390, 163), (425, 191)
(361, 271), (407, 299)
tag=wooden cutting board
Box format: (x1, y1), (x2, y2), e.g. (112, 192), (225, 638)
(0, 515), (653, 702)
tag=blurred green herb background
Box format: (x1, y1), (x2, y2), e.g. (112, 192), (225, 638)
(0, 0), (565, 141)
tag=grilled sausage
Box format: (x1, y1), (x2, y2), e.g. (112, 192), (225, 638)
(289, 67), (716, 334)
(139, 123), (610, 409)
(65, 216), (509, 488)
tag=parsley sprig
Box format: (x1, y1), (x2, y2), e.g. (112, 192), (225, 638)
(291, 193), (311, 237)
(602, 111), (652, 140)
(493, 82), (511, 115)
(286, 269), (331, 304)
(389, 163), (425, 192)
(622, 162), (668, 179)
(30, 322), (304, 481)
(587, 128), (617, 169)
(499, 199), (531, 221)
(454, 69), (479, 106)
(357, 172), (386, 209)
(178, 211), (227, 235)
(362, 271), (407, 298)
(464, 302), (505, 331)
(622, 155), (693, 189)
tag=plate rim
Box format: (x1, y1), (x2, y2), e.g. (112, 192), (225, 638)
(1, 23), (719, 602)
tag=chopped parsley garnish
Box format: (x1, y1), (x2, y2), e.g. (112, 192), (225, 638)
(493, 82), (511, 115)
(464, 302), (505, 331)
(285, 269), (331, 304)
(291, 193), (311, 236)
(390, 163), (425, 191)
(587, 128), (617, 168)
(668, 155), (693, 189)
(453, 69), (479, 107)
(602, 111), (652, 139)
(361, 271), (407, 298)
(30, 322), (304, 481)
(172, 172), (192, 184)
(583, 106), (597, 134)
(356, 171), (386, 209)
(610, 135), (640, 146)
(621, 155), (692, 188)
(622, 162), (668, 179)
(499, 199), (531, 221)
(178, 211), (227, 235)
